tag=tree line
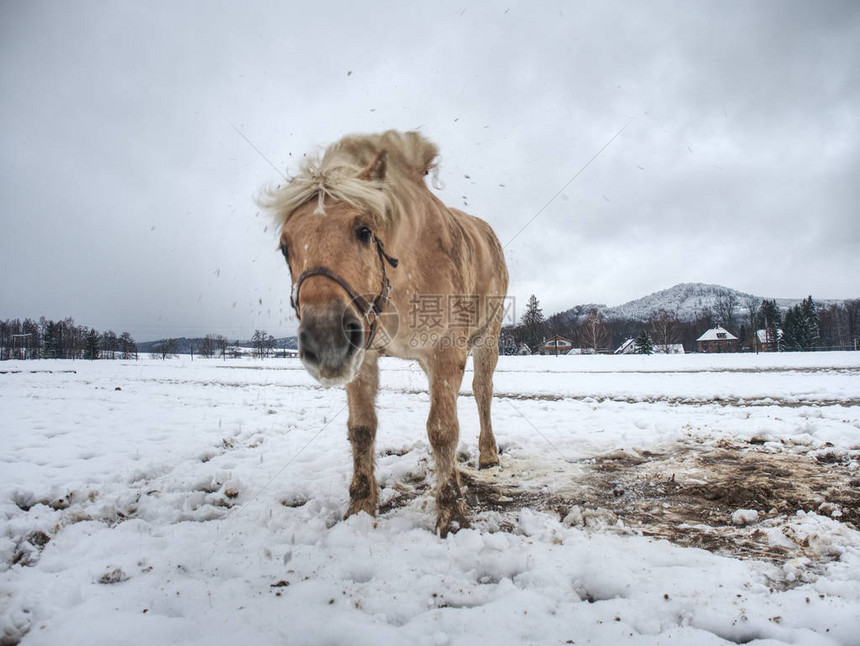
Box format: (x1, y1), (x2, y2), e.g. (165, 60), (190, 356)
(0, 317), (138, 361)
(147, 331), (283, 360)
(502, 293), (860, 354)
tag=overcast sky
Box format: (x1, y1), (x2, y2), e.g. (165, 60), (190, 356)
(1, 1), (858, 341)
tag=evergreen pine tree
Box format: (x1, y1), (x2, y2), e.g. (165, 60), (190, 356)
(757, 299), (782, 351)
(800, 296), (820, 351)
(519, 295), (546, 352)
(635, 330), (653, 355)
(84, 328), (100, 360)
(782, 306), (802, 351)
(43, 320), (60, 359)
(784, 297), (821, 352)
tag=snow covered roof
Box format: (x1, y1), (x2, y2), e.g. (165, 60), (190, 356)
(756, 328), (784, 342)
(655, 344), (686, 354)
(544, 336), (572, 347)
(567, 347), (599, 355)
(614, 338), (636, 354)
(614, 339), (685, 355)
(696, 326), (738, 342)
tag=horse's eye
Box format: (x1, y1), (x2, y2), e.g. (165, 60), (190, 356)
(356, 225), (373, 244)
(278, 244), (289, 263)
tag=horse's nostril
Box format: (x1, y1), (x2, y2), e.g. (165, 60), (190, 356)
(299, 314), (361, 371)
(302, 346), (319, 365)
(345, 321), (364, 351)
(299, 329), (319, 365)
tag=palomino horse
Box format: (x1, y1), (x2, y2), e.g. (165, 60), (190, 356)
(261, 130), (509, 536)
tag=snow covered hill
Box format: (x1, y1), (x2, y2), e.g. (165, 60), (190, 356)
(603, 283), (758, 321)
(555, 283), (843, 323)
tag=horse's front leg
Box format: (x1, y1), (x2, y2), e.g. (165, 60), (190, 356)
(426, 351), (469, 537)
(344, 355), (379, 519)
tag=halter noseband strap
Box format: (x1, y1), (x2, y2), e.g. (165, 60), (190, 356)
(290, 235), (399, 350)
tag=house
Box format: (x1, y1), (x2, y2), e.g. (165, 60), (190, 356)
(614, 338), (685, 355)
(567, 347), (599, 355)
(542, 335), (573, 355)
(696, 326), (738, 353)
(755, 328), (783, 352)
(614, 338), (636, 355)
(656, 343), (685, 355)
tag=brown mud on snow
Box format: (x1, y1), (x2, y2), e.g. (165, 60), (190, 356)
(560, 441), (858, 561)
(381, 439), (860, 568)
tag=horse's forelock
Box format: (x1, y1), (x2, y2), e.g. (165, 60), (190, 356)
(257, 130), (438, 227)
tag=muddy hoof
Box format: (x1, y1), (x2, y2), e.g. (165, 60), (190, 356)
(435, 504), (470, 538)
(478, 458), (500, 469)
(344, 498), (377, 520)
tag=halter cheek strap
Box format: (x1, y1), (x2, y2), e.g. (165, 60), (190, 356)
(291, 236), (399, 350)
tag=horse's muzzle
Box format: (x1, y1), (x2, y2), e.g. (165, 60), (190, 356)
(297, 307), (364, 385)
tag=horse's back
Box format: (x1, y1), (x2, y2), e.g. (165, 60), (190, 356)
(447, 207), (509, 298)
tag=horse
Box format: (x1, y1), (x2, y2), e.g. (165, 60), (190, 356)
(259, 130), (509, 536)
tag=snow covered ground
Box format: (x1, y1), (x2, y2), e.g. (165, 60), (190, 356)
(1, 353), (859, 645)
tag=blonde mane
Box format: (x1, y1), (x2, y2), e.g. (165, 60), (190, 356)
(258, 130), (439, 226)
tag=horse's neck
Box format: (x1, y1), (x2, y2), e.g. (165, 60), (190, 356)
(389, 196), (469, 294)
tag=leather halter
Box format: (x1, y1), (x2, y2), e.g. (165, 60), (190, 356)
(290, 236), (399, 350)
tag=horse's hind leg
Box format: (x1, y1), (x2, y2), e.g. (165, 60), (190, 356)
(425, 350), (469, 537)
(472, 338), (500, 469)
(344, 355), (379, 519)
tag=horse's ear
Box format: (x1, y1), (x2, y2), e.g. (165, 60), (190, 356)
(358, 150), (387, 182)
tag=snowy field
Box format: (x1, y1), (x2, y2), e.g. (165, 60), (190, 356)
(1, 353), (859, 645)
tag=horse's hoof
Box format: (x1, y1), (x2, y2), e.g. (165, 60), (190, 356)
(435, 505), (470, 538)
(344, 499), (377, 520)
(478, 459), (500, 470)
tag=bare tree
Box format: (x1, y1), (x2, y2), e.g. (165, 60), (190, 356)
(151, 338), (178, 360)
(21, 319), (40, 359)
(216, 335), (229, 359)
(1, 319), (24, 360)
(251, 330), (276, 359)
(744, 297), (761, 352)
(58, 318), (79, 359)
(648, 309), (680, 354)
(101, 330), (118, 359)
(579, 309), (609, 354)
(119, 332), (137, 359)
(818, 304), (847, 350)
(713, 289), (738, 333)
(199, 335), (215, 358)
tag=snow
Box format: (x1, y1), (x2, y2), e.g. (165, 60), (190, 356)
(697, 326), (739, 342)
(2, 353), (859, 645)
(732, 510), (760, 526)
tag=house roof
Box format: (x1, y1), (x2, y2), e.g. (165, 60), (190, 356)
(614, 339), (685, 355)
(696, 325), (738, 342)
(544, 336), (572, 346)
(614, 338), (636, 354)
(756, 328), (784, 342)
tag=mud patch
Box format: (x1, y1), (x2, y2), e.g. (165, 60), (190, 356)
(579, 442), (860, 563)
(380, 441), (860, 571)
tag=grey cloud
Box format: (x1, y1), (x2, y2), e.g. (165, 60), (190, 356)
(1, 1), (857, 339)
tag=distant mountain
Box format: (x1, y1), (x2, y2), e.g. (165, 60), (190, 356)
(553, 283), (844, 323)
(604, 283), (757, 321)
